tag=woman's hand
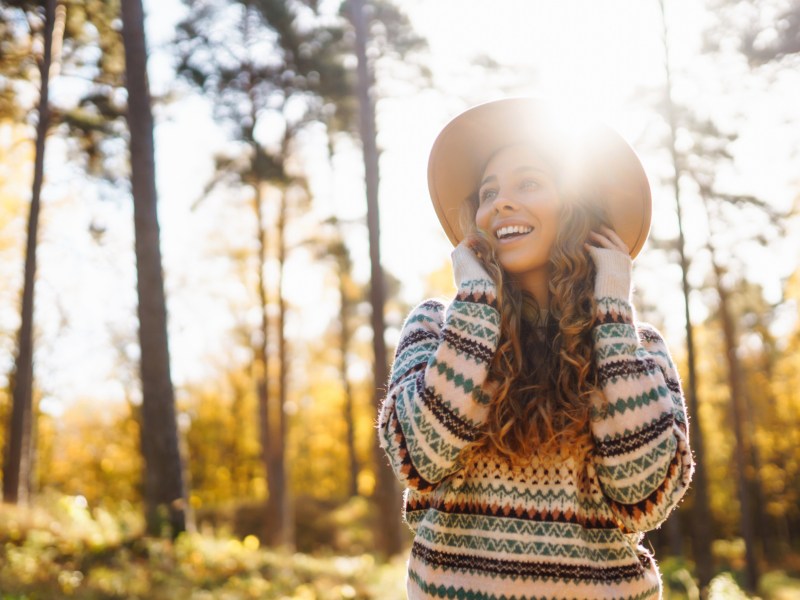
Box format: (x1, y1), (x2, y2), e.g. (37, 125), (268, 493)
(584, 224), (633, 301)
(451, 235), (493, 288)
(584, 224), (630, 256)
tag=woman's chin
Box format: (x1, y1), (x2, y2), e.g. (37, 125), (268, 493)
(499, 260), (549, 276)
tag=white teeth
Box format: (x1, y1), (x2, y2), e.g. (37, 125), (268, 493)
(496, 225), (534, 239)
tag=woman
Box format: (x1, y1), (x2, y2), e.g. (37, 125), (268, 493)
(377, 97), (695, 600)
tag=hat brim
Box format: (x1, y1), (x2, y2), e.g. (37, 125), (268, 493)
(427, 97), (652, 259)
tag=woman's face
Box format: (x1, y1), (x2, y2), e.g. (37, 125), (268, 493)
(475, 143), (562, 277)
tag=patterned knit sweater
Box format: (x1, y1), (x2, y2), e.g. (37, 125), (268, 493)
(377, 246), (695, 600)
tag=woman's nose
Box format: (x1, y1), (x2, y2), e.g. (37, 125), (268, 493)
(492, 190), (517, 212)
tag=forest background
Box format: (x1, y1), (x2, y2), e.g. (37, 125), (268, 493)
(0, 0), (799, 598)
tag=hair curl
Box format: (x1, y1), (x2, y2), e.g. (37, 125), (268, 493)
(454, 143), (614, 466)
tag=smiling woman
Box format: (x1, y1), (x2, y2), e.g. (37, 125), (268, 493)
(474, 143), (563, 309)
(377, 97), (694, 600)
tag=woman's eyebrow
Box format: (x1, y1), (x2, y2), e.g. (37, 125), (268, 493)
(480, 166), (548, 187)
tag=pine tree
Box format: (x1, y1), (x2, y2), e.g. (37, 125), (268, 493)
(120, 0), (189, 536)
(2, 0), (60, 505)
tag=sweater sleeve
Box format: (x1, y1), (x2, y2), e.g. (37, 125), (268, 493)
(588, 284), (695, 533)
(376, 275), (501, 495)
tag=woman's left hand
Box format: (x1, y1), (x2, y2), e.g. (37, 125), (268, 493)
(584, 224), (633, 300)
(584, 224), (630, 256)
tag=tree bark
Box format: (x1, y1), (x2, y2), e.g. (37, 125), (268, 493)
(2, 0), (56, 505)
(120, 0), (187, 536)
(347, 0), (403, 558)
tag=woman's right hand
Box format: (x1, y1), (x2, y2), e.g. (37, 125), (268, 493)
(451, 235), (494, 288)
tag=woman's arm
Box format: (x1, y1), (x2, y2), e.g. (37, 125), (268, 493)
(587, 243), (696, 533)
(376, 243), (501, 492)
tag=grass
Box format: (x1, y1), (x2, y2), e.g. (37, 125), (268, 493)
(1, 495), (798, 599)
(0, 494), (410, 599)
(1, 534), (410, 599)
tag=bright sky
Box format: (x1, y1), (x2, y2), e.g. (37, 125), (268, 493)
(8, 0), (799, 411)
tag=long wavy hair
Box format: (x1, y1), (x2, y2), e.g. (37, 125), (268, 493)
(455, 143), (615, 466)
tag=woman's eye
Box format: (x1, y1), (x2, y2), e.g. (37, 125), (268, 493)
(480, 189), (497, 202)
(520, 178), (539, 190)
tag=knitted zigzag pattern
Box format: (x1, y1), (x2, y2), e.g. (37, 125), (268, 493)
(377, 274), (695, 600)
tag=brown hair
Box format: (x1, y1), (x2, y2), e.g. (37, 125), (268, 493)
(455, 144), (613, 465)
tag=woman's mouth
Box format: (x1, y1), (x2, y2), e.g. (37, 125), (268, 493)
(496, 225), (534, 244)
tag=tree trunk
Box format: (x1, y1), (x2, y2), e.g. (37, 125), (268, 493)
(747, 344), (782, 561)
(240, 3), (280, 546)
(711, 265), (760, 591)
(120, 0), (187, 536)
(274, 188), (294, 550)
(347, 0), (403, 558)
(700, 198), (759, 591)
(658, 0), (713, 590)
(252, 182), (275, 544)
(666, 509), (684, 557)
(339, 262), (360, 497)
(230, 377), (243, 497)
(3, 0), (56, 506)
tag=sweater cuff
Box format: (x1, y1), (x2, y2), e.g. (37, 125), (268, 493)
(451, 243), (492, 287)
(591, 246), (632, 301)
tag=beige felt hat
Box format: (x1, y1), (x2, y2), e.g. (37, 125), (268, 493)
(427, 96), (652, 259)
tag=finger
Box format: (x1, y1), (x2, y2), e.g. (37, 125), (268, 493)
(600, 225), (629, 253)
(593, 228), (624, 253)
(588, 230), (614, 249)
(604, 227), (627, 249)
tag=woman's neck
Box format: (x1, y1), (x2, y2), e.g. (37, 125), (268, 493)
(511, 266), (551, 310)
(521, 294), (549, 326)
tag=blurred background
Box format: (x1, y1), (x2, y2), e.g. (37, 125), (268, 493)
(0, 0), (799, 598)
